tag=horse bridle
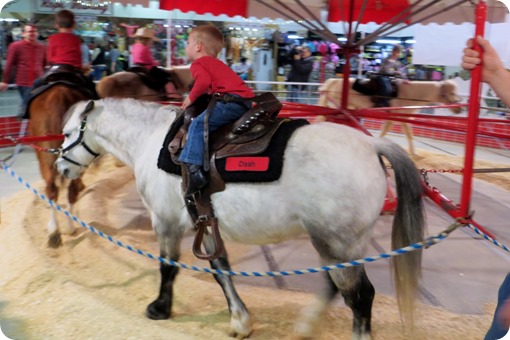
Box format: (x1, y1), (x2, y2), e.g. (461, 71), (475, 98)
(58, 101), (100, 167)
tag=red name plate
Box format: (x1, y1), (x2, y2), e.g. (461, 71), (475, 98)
(225, 157), (270, 171)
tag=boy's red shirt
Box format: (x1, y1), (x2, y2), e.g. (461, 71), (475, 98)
(188, 56), (254, 103)
(47, 32), (82, 69)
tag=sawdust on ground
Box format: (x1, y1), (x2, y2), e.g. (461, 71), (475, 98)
(0, 150), (505, 340)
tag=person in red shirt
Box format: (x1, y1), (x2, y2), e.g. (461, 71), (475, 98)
(47, 9), (82, 69)
(0, 22), (46, 116)
(178, 25), (254, 197)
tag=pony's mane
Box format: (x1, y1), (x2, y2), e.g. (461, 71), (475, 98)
(100, 98), (179, 127)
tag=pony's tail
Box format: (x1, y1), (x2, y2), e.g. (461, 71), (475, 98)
(374, 139), (425, 333)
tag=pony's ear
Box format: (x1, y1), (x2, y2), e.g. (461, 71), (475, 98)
(80, 100), (95, 119)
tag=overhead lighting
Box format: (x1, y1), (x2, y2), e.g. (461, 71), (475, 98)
(376, 39), (401, 45)
(405, 39), (416, 44)
(288, 34), (303, 39)
(337, 37), (347, 42)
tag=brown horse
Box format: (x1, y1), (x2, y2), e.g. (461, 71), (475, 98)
(28, 84), (94, 247)
(97, 65), (192, 101)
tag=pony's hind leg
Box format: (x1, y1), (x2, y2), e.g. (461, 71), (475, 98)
(336, 267), (375, 340)
(296, 267), (374, 339)
(203, 233), (252, 338)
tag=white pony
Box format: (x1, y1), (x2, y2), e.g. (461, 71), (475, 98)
(318, 78), (462, 155)
(56, 98), (425, 339)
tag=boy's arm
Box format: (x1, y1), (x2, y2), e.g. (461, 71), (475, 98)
(187, 63), (211, 103)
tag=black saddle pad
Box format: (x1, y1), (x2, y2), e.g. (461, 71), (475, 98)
(157, 118), (309, 183)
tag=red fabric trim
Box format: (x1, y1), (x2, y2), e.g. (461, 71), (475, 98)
(328, 0), (410, 24)
(159, 0), (247, 17)
(225, 157), (269, 172)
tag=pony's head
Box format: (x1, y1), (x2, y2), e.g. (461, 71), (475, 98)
(440, 80), (462, 114)
(55, 100), (102, 179)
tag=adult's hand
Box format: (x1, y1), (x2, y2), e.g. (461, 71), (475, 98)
(0, 82), (9, 92)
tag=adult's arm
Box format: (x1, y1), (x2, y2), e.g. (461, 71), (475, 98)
(462, 36), (510, 107)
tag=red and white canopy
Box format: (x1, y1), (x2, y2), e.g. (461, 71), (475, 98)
(158, 0), (508, 25)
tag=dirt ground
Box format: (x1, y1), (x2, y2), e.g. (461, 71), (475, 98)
(0, 150), (506, 340)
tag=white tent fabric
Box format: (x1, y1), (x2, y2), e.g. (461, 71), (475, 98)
(413, 21), (510, 66)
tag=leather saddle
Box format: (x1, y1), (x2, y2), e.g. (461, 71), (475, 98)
(42, 64), (92, 88)
(169, 92), (284, 191)
(353, 75), (398, 99)
(128, 66), (183, 99)
(23, 65), (98, 119)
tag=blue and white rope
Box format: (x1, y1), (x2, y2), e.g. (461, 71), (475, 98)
(465, 223), (510, 253)
(0, 162), (493, 277)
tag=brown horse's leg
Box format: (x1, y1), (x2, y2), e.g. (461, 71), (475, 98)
(35, 151), (62, 248)
(59, 178), (85, 236)
(401, 123), (416, 155)
(379, 120), (394, 137)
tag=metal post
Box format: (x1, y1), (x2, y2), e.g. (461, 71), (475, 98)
(460, 1), (486, 217)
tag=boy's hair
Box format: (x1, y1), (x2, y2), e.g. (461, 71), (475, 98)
(392, 44), (403, 54)
(191, 25), (224, 56)
(55, 10), (75, 29)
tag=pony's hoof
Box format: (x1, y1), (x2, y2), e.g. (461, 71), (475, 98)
(229, 329), (253, 339)
(146, 300), (171, 320)
(47, 232), (63, 248)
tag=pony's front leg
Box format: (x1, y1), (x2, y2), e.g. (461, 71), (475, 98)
(203, 233), (252, 338)
(146, 253), (180, 320)
(60, 178), (86, 236)
(146, 216), (184, 320)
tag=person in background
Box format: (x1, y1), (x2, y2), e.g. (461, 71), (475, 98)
(372, 44), (406, 108)
(131, 27), (160, 69)
(231, 57), (251, 80)
(0, 22), (46, 116)
(462, 36), (510, 340)
(379, 44), (405, 76)
(46, 10), (82, 71)
(108, 42), (121, 74)
(90, 38), (107, 80)
(80, 36), (90, 70)
(287, 45), (314, 103)
(178, 25), (254, 197)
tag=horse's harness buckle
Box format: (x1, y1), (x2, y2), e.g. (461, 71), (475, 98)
(194, 214), (215, 229)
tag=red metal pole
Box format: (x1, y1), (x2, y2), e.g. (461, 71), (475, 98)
(340, 0), (356, 109)
(460, 1), (486, 217)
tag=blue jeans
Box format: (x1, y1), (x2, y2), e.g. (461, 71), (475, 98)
(17, 86), (32, 116)
(91, 65), (107, 81)
(178, 99), (250, 166)
(287, 85), (306, 103)
(486, 273), (510, 340)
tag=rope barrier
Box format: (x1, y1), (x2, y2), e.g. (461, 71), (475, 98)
(1, 162), (504, 277)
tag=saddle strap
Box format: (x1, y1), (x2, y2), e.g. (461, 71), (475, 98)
(191, 192), (225, 261)
(203, 96), (218, 172)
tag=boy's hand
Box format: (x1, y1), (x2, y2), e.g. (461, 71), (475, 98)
(181, 96), (191, 109)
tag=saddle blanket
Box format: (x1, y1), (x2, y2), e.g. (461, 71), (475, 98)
(157, 119), (309, 183)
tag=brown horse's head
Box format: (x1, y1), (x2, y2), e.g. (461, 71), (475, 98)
(440, 80), (462, 114)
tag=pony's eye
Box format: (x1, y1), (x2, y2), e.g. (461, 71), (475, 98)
(64, 133), (70, 138)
